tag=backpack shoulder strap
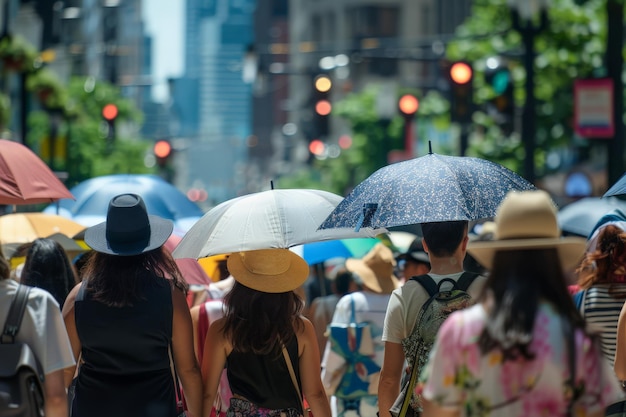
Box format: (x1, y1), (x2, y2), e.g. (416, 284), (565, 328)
(76, 280), (87, 302)
(456, 271), (480, 292)
(411, 274), (438, 297)
(2, 284), (31, 344)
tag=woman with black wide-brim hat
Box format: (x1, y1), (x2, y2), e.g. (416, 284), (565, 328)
(62, 194), (204, 417)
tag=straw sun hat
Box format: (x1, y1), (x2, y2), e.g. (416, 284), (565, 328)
(227, 248), (309, 293)
(467, 190), (587, 271)
(346, 243), (400, 294)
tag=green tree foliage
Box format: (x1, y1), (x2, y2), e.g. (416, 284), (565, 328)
(447, 0), (606, 176)
(26, 76), (152, 187)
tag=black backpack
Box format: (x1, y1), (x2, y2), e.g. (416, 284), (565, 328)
(0, 285), (46, 417)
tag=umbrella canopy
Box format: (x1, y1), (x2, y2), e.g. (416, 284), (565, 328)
(43, 174), (203, 232)
(557, 197), (626, 237)
(0, 213), (86, 244)
(291, 237), (379, 265)
(604, 173), (626, 197)
(0, 139), (74, 204)
(173, 189), (385, 259)
(319, 148), (535, 231)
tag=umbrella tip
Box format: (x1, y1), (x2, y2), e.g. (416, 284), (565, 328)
(428, 141), (433, 154)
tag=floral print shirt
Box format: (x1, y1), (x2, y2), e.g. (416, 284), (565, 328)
(417, 303), (623, 417)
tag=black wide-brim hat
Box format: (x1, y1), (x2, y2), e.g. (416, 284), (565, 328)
(85, 193), (173, 256)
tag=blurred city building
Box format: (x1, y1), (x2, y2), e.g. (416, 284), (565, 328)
(168, 0), (256, 204)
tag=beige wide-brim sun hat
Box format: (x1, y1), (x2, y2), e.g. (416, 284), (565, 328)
(346, 243), (400, 294)
(227, 248), (309, 293)
(467, 190), (587, 271)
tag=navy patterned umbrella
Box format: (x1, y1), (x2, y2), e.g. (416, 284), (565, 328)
(319, 146), (535, 231)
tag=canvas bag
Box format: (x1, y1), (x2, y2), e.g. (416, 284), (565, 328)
(390, 273), (478, 417)
(324, 295), (380, 401)
(0, 284), (46, 417)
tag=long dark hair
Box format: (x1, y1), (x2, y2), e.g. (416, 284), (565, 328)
(478, 248), (588, 360)
(82, 247), (187, 307)
(21, 238), (78, 308)
(223, 281), (304, 355)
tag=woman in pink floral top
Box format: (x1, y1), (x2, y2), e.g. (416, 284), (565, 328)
(417, 190), (623, 417)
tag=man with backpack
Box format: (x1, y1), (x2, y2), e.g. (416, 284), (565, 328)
(377, 221), (486, 417)
(0, 252), (75, 417)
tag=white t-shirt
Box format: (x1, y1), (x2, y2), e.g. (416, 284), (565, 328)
(382, 272), (486, 344)
(0, 279), (75, 375)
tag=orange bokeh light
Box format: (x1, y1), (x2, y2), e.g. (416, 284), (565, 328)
(315, 100), (332, 116)
(154, 140), (172, 158)
(450, 62), (473, 85)
(102, 104), (118, 121)
(398, 95), (419, 115)
(309, 139), (325, 155)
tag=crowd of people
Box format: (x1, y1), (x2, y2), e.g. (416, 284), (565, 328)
(2, 188), (626, 417)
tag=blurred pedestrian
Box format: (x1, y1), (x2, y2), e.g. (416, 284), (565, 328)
(574, 223), (626, 365)
(62, 193), (205, 417)
(378, 221), (485, 417)
(0, 248), (75, 417)
(21, 237), (78, 309)
(395, 237), (430, 283)
(322, 243), (400, 416)
(201, 248), (331, 417)
(419, 190), (622, 417)
(308, 267), (361, 359)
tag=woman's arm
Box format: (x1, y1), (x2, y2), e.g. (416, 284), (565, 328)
(298, 317), (332, 417)
(43, 368), (69, 417)
(171, 287), (205, 417)
(377, 341), (406, 417)
(200, 317), (229, 417)
(61, 284), (82, 388)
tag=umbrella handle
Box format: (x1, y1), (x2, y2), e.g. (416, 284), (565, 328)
(355, 203), (378, 232)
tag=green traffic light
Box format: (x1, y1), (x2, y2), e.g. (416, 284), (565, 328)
(492, 71), (511, 95)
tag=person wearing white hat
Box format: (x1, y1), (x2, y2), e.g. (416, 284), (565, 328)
(201, 248), (331, 417)
(418, 190), (622, 417)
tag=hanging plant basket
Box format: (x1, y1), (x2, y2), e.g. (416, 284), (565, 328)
(26, 68), (67, 110)
(0, 35), (37, 73)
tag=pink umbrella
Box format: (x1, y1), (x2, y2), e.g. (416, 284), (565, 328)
(0, 140), (74, 204)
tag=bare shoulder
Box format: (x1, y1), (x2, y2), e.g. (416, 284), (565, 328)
(62, 282), (83, 315)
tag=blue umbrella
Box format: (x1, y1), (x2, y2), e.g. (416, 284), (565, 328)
(604, 173), (626, 197)
(319, 146), (535, 231)
(43, 174), (204, 232)
(293, 238), (379, 265)
(557, 197), (626, 237)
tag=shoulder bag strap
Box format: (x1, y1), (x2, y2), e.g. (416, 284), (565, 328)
(456, 272), (479, 292)
(411, 274), (438, 298)
(2, 284), (31, 344)
(566, 321), (577, 417)
(282, 343), (306, 415)
(197, 302), (210, 364)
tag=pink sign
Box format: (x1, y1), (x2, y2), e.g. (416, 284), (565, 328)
(574, 78), (614, 138)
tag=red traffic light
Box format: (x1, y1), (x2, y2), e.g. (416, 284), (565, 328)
(450, 62), (473, 85)
(102, 104), (118, 121)
(315, 100), (332, 116)
(154, 140), (172, 159)
(398, 94), (419, 116)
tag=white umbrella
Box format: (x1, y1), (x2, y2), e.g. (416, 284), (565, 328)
(173, 189), (386, 259)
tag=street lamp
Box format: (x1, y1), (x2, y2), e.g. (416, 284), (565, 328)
(508, 0), (549, 185)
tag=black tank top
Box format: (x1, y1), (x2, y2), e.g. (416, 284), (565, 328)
(227, 336), (301, 411)
(72, 272), (176, 417)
